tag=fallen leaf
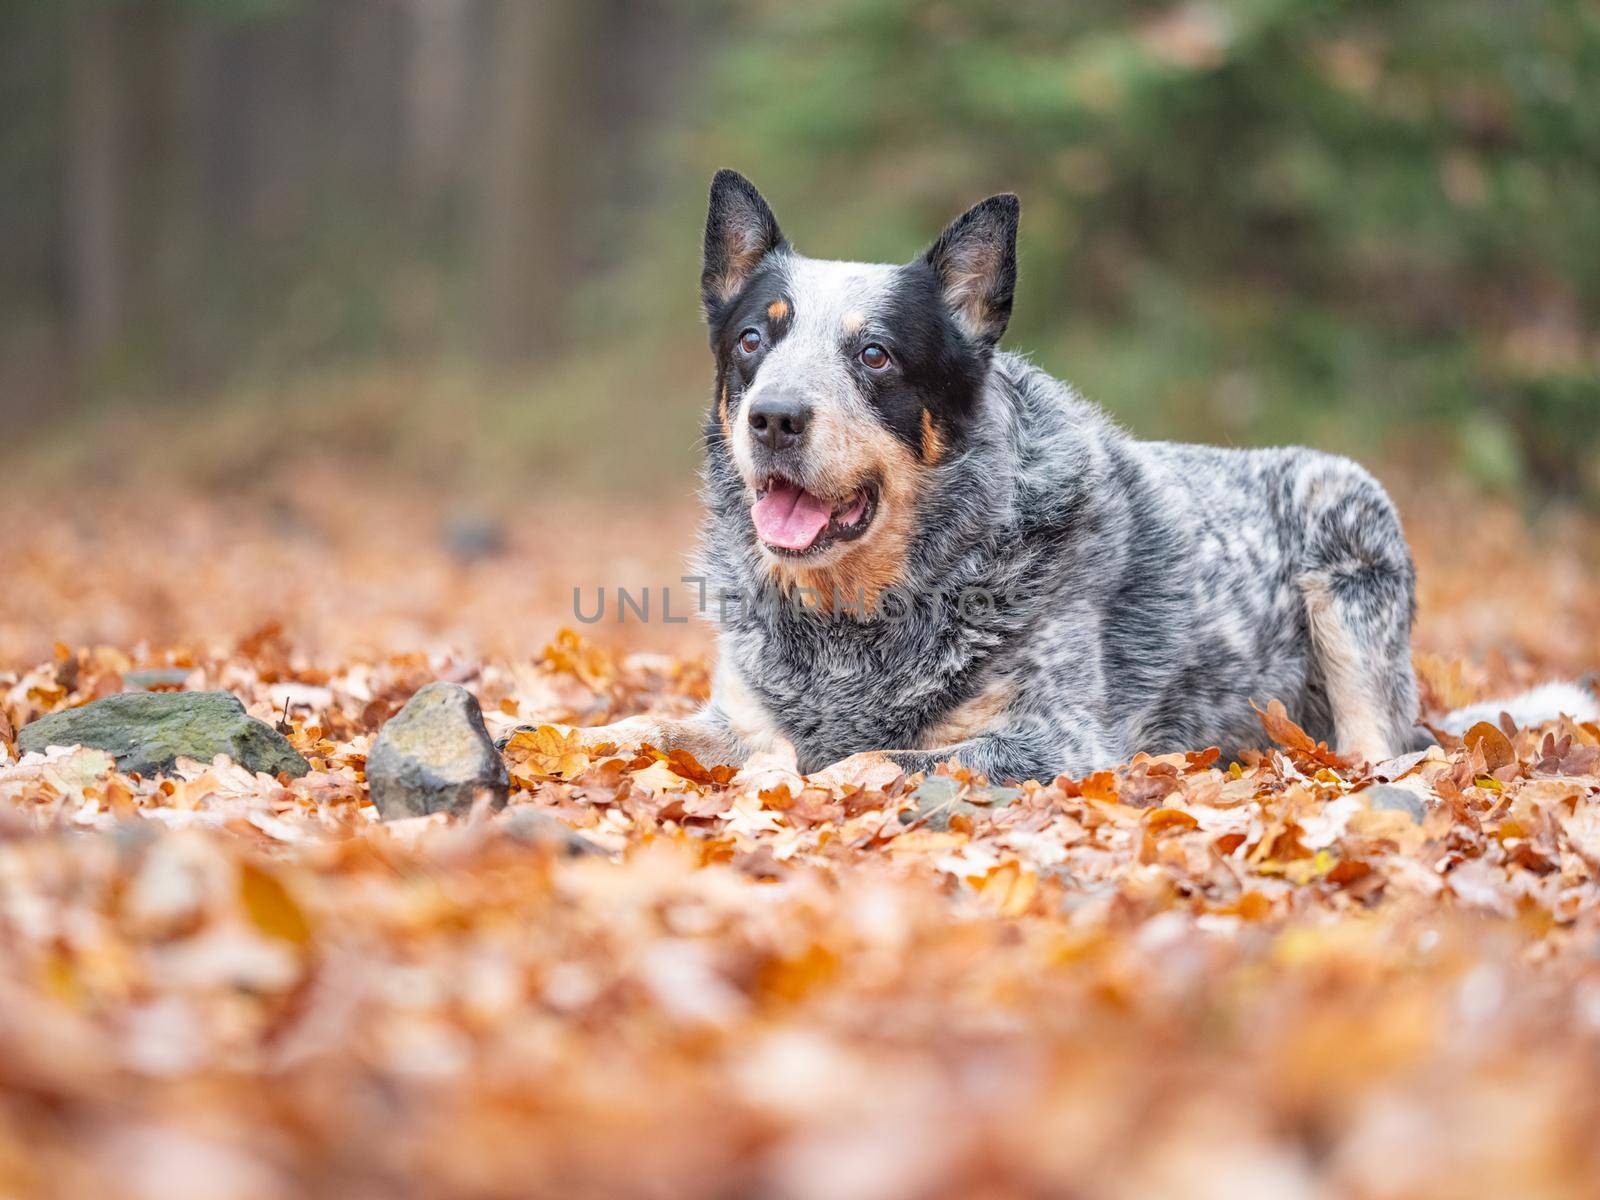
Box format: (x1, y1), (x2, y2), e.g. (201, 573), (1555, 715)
(237, 861), (311, 945)
(1463, 721), (1515, 772)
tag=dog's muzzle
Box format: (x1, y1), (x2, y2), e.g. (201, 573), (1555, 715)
(751, 476), (878, 555)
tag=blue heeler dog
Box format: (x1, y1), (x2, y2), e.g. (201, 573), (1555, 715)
(543, 171), (1597, 783)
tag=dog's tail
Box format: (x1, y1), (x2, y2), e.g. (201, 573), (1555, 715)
(1435, 675), (1599, 737)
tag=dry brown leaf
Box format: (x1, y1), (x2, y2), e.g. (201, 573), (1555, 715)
(505, 724), (592, 781)
(237, 861), (311, 945)
(1463, 720), (1516, 772)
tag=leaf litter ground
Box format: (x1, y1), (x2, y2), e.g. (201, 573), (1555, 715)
(1, 474), (1599, 1199)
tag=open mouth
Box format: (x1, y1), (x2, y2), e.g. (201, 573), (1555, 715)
(751, 475), (879, 556)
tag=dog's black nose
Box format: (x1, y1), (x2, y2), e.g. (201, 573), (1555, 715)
(748, 393), (810, 451)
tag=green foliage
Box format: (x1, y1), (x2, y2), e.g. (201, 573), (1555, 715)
(168, 0), (301, 18)
(693, 0), (1600, 496)
(4, 0), (1596, 500)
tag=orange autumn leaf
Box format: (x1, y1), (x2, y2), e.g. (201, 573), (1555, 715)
(1144, 807), (1200, 835)
(1, 462), (1599, 1198)
(664, 748), (736, 787)
(1253, 698), (1317, 753)
(539, 628), (617, 692)
(504, 724), (591, 781)
(970, 861), (1039, 917)
(1463, 720), (1515, 772)
(238, 861), (311, 945)
(1079, 770), (1119, 802)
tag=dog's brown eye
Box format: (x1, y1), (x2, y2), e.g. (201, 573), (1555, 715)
(738, 329), (762, 355)
(860, 343), (890, 370)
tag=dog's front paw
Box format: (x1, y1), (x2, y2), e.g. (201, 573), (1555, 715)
(496, 717), (666, 755)
(583, 715), (670, 752)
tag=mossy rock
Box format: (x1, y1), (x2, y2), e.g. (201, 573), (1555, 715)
(367, 682), (509, 818)
(17, 691), (310, 779)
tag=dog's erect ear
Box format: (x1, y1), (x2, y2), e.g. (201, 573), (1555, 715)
(702, 170), (786, 316)
(923, 194), (1019, 347)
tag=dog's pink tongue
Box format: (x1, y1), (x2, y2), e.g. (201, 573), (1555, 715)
(752, 479), (832, 550)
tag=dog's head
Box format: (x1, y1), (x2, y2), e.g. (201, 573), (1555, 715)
(701, 170), (1017, 599)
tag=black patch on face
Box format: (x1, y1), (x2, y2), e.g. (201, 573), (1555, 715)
(703, 259), (792, 448)
(853, 262), (989, 453)
(702, 255), (991, 462)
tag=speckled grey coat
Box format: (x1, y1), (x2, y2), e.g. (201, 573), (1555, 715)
(533, 171), (1443, 784)
(697, 349), (1422, 780)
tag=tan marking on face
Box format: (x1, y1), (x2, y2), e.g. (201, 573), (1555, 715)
(718, 379), (731, 438)
(920, 410), (944, 464)
(766, 298), (789, 321)
(920, 679), (1014, 749)
(769, 413), (928, 612)
(840, 310), (866, 335)
(777, 565), (834, 611)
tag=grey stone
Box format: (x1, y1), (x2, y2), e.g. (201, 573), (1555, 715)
(367, 682), (508, 818)
(502, 808), (603, 857)
(17, 691), (309, 779)
(442, 514), (507, 564)
(1362, 784), (1427, 823)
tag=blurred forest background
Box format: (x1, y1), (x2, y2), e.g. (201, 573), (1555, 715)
(2, 0), (1599, 503)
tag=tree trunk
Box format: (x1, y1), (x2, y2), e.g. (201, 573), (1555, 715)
(65, 0), (122, 367)
(121, 0), (208, 383)
(478, 0), (592, 365)
(404, 0), (472, 218)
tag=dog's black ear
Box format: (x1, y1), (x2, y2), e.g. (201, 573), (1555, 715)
(702, 170), (785, 316)
(923, 194), (1019, 347)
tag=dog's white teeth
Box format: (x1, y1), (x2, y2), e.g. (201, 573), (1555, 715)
(834, 491), (869, 527)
